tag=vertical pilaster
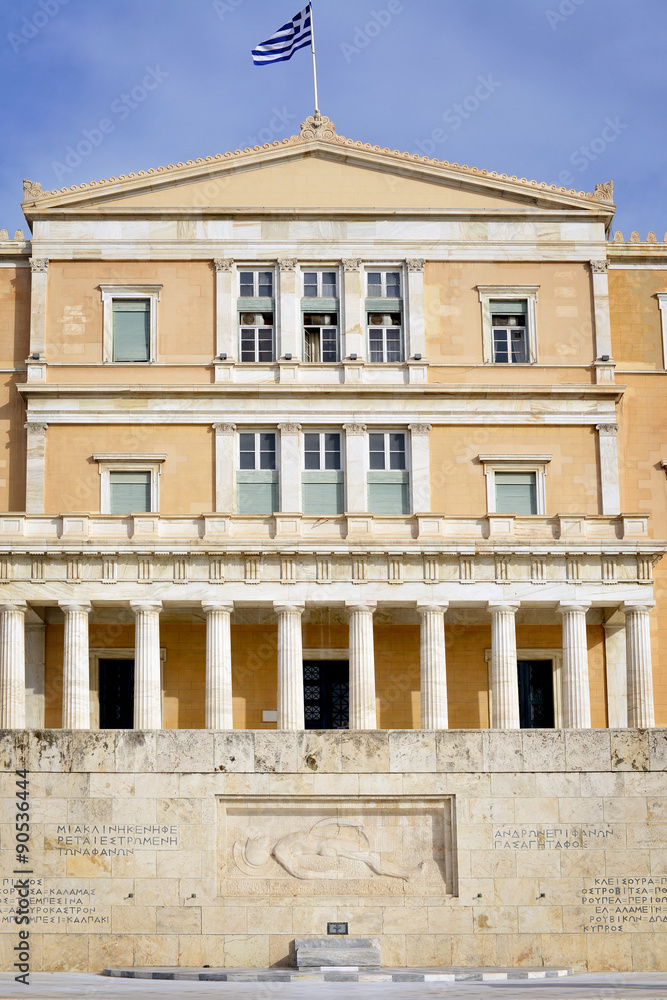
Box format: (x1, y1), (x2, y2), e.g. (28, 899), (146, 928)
(558, 602), (591, 728)
(623, 601), (655, 727)
(25, 421), (48, 514)
(131, 601), (162, 729)
(343, 423), (367, 513)
(590, 260), (613, 370)
(203, 602), (234, 729)
(213, 258), (236, 359)
(405, 258), (426, 358)
(346, 601), (377, 729)
(488, 602), (520, 729)
(28, 257), (48, 365)
(596, 423), (621, 515)
(409, 423), (432, 513)
(278, 422), (302, 512)
(342, 258), (364, 359)
(274, 602), (305, 730)
(0, 603), (26, 728)
(278, 259), (300, 359)
(417, 602), (448, 729)
(213, 422), (236, 512)
(60, 602), (92, 729)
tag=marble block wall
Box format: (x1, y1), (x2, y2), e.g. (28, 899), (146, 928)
(1, 729), (667, 972)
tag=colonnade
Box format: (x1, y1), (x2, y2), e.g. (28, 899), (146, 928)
(0, 599), (656, 730)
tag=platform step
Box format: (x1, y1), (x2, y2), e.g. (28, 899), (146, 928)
(103, 965), (574, 983)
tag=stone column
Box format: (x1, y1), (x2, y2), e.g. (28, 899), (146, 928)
(25, 421), (48, 514)
(488, 602), (520, 729)
(590, 260), (613, 364)
(29, 257), (48, 361)
(274, 603), (305, 730)
(346, 602), (377, 729)
(203, 602), (234, 729)
(278, 422), (302, 512)
(342, 258), (364, 359)
(405, 258), (426, 358)
(409, 423), (432, 513)
(558, 602), (591, 728)
(60, 602), (92, 729)
(417, 602), (448, 729)
(343, 423), (367, 513)
(603, 618), (628, 728)
(623, 602), (655, 727)
(278, 259), (300, 359)
(596, 423), (621, 516)
(213, 422), (236, 512)
(0, 604), (26, 728)
(130, 601), (162, 729)
(213, 258), (236, 359)
(25, 621), (46, 728)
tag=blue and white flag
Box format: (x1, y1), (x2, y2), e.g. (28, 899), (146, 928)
(252, 5), (312, 66)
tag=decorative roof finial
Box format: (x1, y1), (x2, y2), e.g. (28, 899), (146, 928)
(594, 180), (614, 202)
(22, 179), (44, 202)
(298, 112), (338, 141)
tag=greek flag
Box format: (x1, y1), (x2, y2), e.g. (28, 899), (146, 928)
(252, 5), (312, 66)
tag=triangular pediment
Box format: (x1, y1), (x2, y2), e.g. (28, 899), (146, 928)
(22, 115), (615, 220)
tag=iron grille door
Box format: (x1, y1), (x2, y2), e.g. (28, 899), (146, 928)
(517, 660), (554, 729)
(303, 660), (349, 729)
(99, 659), (135, 729)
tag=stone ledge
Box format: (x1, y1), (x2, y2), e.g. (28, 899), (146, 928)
(103, 966), (574, 982)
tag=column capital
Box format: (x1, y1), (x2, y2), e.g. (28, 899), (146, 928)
(406, 258), (426, 272)
(622, 601), (656, 613)
(416, 602), (449, 614)
(346, 601), (377, 615)
(557, 601), (591, 614)
(130, 601), (163, 613)
(278, 258), (299, 271)
(409, 423), (432, 435)
(343, 422), (367, 435)
(590, 259), (609, 274)
(25, 421), (48, 434)
(273, 602), (305, 615)
(213, 422), (236, 435)
(213, 257), (234, 272)
(58, 602), (92, 615)
(29, 257), (49, 273)
(0, 602), (26, 614)
(487, 601), (519, 614)
(202, 601), (234, 614)
(342, 258), (362, 271)
(277, 422), (302, 434)
(596, 423), (618, 435)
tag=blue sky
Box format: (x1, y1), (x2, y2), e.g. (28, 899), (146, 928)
(1, 0), (665, 238)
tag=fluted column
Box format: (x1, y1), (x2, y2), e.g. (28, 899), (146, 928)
(623, 602), (655, 727)
(417, 602), (448, 729)
(275, 602), (305, 730)
(346, 602), (377, 729)
(130, 601), (162, 729)
(60, 602), (91, 729)
(0, 604), (26, 728)
(203, 602), (234, 729)
(488, 602), (520, 729)
(558, 602), (591, 728)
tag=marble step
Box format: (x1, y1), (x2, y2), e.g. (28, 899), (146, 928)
(103, 965), (574, 983)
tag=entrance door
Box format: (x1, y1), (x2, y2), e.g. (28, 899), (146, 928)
(303, 660), (349, 729)
(518, 660), (554, 728)
(99, 658), (135, 729)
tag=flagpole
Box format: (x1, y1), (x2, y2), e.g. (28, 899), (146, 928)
(309, 2), (320, 113)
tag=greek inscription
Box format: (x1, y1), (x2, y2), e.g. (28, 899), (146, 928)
(581, 877), (667, 932)
(493, 825), (613, 849)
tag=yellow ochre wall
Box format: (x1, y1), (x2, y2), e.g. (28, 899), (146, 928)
(0, 266), (29, 511)
(609, 268), (665, 369)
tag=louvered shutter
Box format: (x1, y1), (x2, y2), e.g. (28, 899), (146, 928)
(367, 471), (410, 515)
(302, 472), (344, 515)
(495, 472), (537, 514)
(109, 471), (151, 513)
(113, 299), (150, 361)
(237, 471), (279, 515)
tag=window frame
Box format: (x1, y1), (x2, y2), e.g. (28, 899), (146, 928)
(100, 285), (161, 364)
(477, 285), (539, 365)
(479, 454), (552, 516)
(657, 292), (667, 370)
(367, 430), (410, 515)
(367, 311), (404, 363)
(236, 430), (279, 515)
(303, 431), (343, 471)
(238, 268), (275, 299)
(239, 311), (275, 363)
(302, 268), (339, 299)
(365, 268), (402, 299)
(93, 453), (166, 514)
(303, 313), (339, 363)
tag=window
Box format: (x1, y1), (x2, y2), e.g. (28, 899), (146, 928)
(491, 302), (528, 364)
(368, 432), (409, 514)
(94, 454), (165, 514)
(368, 313), (402, 362)
(237, 432), (278, 514)
(303, 270), (337, 298)
(240, 312), (274, 362)
(304, 314), (338, 363)
(303, 432), (344, 515)
(367, 270), (401, 298)
(109, 470), (151, 513)
(239, 269), (273, 298)
(479, 455), (551, 515)
(477, 285), (538, 364)
(100, 285), (161, 364)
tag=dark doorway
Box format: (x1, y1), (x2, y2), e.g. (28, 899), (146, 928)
(99, 658), (135, 729)
(303, 660), (349, 729)
(518, 660), (554, 728)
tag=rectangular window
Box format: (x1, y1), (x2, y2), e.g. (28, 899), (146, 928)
(237, 432), (278, 514)
(303, 432), (344, 515)
(367, 432), (409, 514)
(368, 312), (402, 362)
(112, 299), (150, 362)
(303, 270), (337, 298)
(239, 269), (273, 298)
(495, 471), (537, 515)
(240, 312), (274, 362)
(367, 270), (401, 298)
(109, 470), (152, 514)
(304, 313), (338, 363)
(491, 300), (528, 364)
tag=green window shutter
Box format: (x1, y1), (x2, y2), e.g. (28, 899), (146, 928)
(237, 471), (279, 515)
(302, 471), (344, 515)
(109, 471), (151, 513)
(367, 471), (410, 515)
(113, 299), (150, 362)
(495, 472), (537, 515)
